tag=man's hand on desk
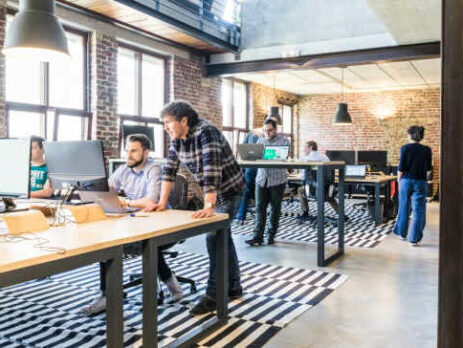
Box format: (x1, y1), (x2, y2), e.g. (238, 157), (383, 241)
(143, 201), (167, 212)
(118, 197), (130, 208)
(191, 208), (215, 219)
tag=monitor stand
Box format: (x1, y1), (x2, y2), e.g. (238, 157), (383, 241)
(0, 198), (29, 213)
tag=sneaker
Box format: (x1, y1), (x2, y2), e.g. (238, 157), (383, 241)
(267, 237), (275, 245)
(164, 274), (183, 302)
(400, 236), (407, 241)
(229, 287), (243, 300)
(82, 296), (106, 316)
(190, 295), (216, 315)
(411, 242), (420, 246)
(245, 238), (264, 246)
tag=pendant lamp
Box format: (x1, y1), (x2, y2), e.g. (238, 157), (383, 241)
(268, 74), (282, 125)
(3, 0), (69, 62)
(333, 68), (352, 125)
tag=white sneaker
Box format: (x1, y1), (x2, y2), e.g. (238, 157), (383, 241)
(164, 274), (183, 302)
(82, 296), (106, 316)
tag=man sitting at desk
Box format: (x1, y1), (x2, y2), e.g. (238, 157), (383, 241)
(298, 141), (346, 220)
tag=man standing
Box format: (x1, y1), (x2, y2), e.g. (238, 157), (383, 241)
(147, 101), (244, 315)
(245, 118), (290, 246)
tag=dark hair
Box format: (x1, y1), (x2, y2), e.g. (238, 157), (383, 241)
(160, 100), (199, 127)
(128, 133), (152, 152)
(30, 135), (45, 149)
(263, 118), (277, 129)
(306, 141), (318, 151)
(407, 126), (425, 142)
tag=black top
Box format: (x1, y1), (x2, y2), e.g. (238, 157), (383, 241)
(398, 143), (432, 180)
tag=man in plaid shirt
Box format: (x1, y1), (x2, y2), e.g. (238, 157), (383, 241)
(146, 101), (244, 315)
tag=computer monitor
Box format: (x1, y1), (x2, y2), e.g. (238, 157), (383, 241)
(0, 138), (31, 212)
(44, 140), (109, 192)
(263, 145), (290, 160)
(326, 150), (356, 165)
(357, 151), (388, 167)
(122, 124), (155, 151)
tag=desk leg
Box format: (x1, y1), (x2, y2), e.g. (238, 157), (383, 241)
(216, 226), (229, 323)
(338, 168), (345, 253)
(143, 238), (158, 347)
(317, 166), (326, 267)
(375, 183), (381, 226)
(105, 247), (124, 348)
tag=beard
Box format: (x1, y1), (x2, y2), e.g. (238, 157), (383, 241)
(127, 158), (144, 168)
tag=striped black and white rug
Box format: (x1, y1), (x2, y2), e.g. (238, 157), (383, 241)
(0, 252), (348, 347)
(234, 199), (396, 248)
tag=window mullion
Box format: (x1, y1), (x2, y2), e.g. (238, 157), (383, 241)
(43, 62), (49, 138)
(137, 52), (143, 116)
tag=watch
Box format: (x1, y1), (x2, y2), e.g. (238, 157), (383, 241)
(204, 202), (216, 210)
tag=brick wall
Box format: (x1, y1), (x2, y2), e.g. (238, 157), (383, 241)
(0, 0), (6, 138)
(89, 32), (119, 159)
(169, 55), (222, 126)
(298, 88), (441, 193)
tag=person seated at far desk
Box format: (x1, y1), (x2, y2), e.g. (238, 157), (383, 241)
(297, 141), (347, 220)
(29, 136), (53, 198)
(83, 134), (193, 316)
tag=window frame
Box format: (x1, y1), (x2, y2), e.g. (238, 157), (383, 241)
(116, 42), (169, 157)
(278, 99), (296, 157)
(5, 11), (90, 141)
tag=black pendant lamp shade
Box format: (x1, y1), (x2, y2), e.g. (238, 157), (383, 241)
(333, 103), (352, 125)
(268, 106), (282, 125)
(3, 0), (69, 62)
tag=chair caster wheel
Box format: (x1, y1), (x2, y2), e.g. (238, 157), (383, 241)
(191, 285), (197, 293)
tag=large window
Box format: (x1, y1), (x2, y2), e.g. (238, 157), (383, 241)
(5, 16), (90, 141)
(117, 44), (166, 158)
(222, 79), (250, 152)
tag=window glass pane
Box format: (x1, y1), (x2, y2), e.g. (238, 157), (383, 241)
(223, 130), (234, 151)
(222, 80), (232, 127)
(153, 124), (165, 159)
(233, 82), (246, 128)
(47, 111), (55, 141)
(118, 47), (137, 115)
(57, 115), (87, 141)
(282, 105), (292, 134)
(49, 32), (84, 109)
(8, 111), (44, 138)
(142, 55), (164, 117)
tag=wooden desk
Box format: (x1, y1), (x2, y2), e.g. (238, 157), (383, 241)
(0, 210), (230, 347)
(239, 160), (346, 267)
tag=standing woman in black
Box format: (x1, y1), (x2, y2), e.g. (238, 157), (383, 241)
(394, 126), (432, 246)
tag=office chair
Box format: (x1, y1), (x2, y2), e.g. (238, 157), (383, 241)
(123, 174), (197, 304)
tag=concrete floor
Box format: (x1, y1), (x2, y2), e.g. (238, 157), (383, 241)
(178, 203), (439, 348)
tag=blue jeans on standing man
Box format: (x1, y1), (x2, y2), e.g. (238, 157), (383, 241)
(394, 178), (427, 243)
(237, 168), (257, 221)
(206, 194), (242, 299)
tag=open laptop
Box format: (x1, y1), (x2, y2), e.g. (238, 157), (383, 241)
(237, 144), (264, 161)
(345, 164), (367, 179)
(263, 145), (290, 160)
(79, 189), (139, 214)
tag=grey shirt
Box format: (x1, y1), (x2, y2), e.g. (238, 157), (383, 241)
(256, 135), (291, 187)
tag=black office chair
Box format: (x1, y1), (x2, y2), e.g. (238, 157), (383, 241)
(123, 174), (197, 304)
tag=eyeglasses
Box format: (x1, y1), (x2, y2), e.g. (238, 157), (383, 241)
(263, 127), (276, 133)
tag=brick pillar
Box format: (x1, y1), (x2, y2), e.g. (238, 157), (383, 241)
(89, 32), (118, 159)
(0, 0), (7, 138)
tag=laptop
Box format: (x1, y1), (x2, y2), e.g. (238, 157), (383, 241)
(263, 145), (290, 160)
(237, 144), (264, 161)
(345, 164), (367, 179)
(79, 189), (139, 214)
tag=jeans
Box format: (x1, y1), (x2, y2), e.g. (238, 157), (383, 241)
(206, 194), (242, 298)
(237, 169), (257, 221)
(253, 183), (286, 240)
(394, 178), (427, 243)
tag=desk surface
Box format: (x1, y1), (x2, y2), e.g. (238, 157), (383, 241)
(287, 173), (397, 184)
(239, 160), (345, 168)
(0, 210), (228, 273)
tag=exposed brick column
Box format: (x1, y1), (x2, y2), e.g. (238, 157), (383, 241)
(89, 32), (118, 159)
(0, 0), (7, 138)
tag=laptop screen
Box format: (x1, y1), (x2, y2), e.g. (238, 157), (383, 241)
(263, 145), (290, 160)
(345, 165), (367, 177)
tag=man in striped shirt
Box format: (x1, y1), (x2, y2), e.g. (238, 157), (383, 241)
(146, 101), (244, 315)
(246, 118), (290, 246)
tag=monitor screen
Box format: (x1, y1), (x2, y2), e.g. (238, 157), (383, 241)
(357, 151), (387, 166)
(0, 138), (31, 198)
(345, 164), (367, 177)
(122, 124), (155, 151)
(44, 140), (108, 191)
(263, 145), (290, 160)
(326, 150), (356, 165)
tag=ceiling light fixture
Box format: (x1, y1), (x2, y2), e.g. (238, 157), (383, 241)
(269, 74), (282, 125)
(333, 67), (352, 125)
(3, 0), (69, 62)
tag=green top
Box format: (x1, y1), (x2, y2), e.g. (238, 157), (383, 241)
(30, 164), (48, 192)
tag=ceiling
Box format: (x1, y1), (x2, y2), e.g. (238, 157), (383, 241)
(235, 58), (441, 95)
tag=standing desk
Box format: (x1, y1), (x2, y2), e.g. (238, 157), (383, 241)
(239, 160), (346, 267)
(0, 210), (229, 347)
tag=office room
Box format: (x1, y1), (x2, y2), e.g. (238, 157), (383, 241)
(0, 0), (461, 347)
